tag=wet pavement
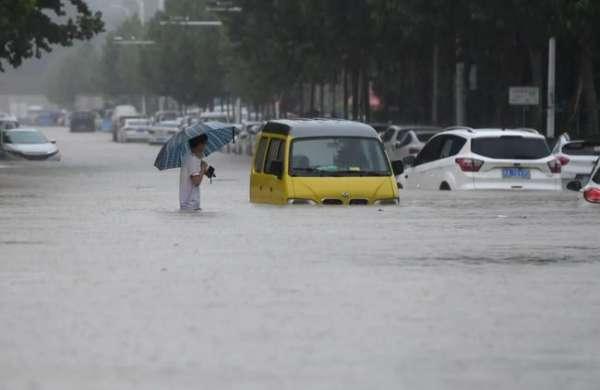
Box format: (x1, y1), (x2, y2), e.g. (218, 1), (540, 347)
(1, 127), (599, 389)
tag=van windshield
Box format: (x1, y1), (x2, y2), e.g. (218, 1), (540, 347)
(290, 137), (391, 177)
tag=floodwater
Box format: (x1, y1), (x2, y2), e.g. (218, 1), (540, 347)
(1, 127), (599, 390)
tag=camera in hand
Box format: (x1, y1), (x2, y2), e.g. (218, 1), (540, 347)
(205, 166), (216, 180)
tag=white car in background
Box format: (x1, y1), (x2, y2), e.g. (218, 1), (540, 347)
(553, 134), (600, 188)
(0, 128), (60, 161)
(117, 118), (152, 143)
(382, 125), (442, 163)
(147, 120), (182, 145)
(0, 115), (20, 130)
(400, 127), (561, 191)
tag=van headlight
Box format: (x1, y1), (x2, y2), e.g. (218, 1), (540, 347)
(374, 198), (399, 206)
(287, 199), (317, 205)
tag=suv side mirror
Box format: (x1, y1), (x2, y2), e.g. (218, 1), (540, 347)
(566, 181), (582, 192)
(391, 160), (404, 176)
(403, 155), (416, 167)
(269, 161), (284, 179)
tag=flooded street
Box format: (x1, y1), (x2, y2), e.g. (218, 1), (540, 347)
(1, 127), (599, 389)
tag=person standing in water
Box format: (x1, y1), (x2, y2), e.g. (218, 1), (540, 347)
(180, 134), (208, 211)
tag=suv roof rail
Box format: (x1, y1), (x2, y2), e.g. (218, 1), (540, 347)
(444, 126), (474, 133)
(513, 127), (540, 134)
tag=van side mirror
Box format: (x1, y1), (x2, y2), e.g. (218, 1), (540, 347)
(391, 160), (404, 176)
(270, 161), (284, 179)
(566, 181), (582, 192)
(403, 155), (416, 167)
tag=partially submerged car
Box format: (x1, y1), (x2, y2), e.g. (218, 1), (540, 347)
(147, 120), (182, 145)
(400, 127), (561, 191)
(0, 128), (60, 161)
(0, 115), (20, 130)
(117, 118), (152, 143)
(553, 133), (600, 188)
(382, 125), (442, 164)
(250, 119), (401, 205)
(566, 157), (600, 203)
(70, 111), (97, 132)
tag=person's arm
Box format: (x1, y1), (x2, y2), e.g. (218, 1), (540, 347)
(190, 161), (208, 187)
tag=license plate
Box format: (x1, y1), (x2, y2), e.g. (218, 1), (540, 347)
(502, 167), (530, 179)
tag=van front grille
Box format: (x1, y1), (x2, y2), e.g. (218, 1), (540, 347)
(322, 199), (343, 205)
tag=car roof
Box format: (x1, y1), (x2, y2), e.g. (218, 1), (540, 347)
(6, 127), (40, 133)
(388, 125), (442, 132)
(262, 119), (379, 139)
(441, 127), (545, 139)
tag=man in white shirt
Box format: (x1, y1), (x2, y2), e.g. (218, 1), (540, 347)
(180, 134), (208, 210)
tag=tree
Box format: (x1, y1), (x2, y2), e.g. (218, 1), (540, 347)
(0, 0), (104, 71)
(45, 43), (101, 108)
(142, 0), (227, 108)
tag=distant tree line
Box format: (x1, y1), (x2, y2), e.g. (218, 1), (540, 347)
(40, 0), (600, 137)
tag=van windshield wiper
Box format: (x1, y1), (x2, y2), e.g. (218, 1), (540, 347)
(332, 170), (390, 177)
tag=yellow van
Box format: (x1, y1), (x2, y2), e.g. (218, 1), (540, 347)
(250, 119), (402, 205)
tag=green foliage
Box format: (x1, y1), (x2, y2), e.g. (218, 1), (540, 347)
(0, 0), (104, 71)
(141, 0), (227, 107)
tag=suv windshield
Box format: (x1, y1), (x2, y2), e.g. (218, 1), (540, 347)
(290, 137), (391, 177)
(4, 131), (48, 144)
(563, 142), (600, 156)
(471, 136), (550, 160)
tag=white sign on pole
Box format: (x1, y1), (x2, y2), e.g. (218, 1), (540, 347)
(509, 87), (540, 106)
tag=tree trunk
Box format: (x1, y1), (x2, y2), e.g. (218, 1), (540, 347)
(309, 82), (316, 113)
(579, 44), (599, 136)
(343, 68), (349, 119)
(352, 65), (360, 120)
(331, 79), (337, 118)
(319, 83), (325, 115)
(299, 83), (305, 115)
(363, 63), (370, 123)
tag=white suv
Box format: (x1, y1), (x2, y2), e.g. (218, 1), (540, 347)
(400, 127), (561, 191)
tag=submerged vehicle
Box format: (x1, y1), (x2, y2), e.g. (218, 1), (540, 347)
(250, 119), (401, 205)
(0, 128), (60, 161)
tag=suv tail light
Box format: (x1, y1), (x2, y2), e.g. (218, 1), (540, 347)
(548, 159), (562, 174)
(455, 158), (484, 172)
(558, 156), (570, 166)
(584, 188), (600, 203)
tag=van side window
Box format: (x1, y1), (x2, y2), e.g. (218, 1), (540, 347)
(264, 139), (284, 175)
(254, 137), (269, 172)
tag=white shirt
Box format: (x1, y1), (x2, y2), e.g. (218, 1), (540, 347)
(180, 154), (203, 210)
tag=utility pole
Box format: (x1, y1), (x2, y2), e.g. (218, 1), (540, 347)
(547, 37), (556, 139)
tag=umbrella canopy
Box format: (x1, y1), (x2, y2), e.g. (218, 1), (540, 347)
(154, 121), (235, 171)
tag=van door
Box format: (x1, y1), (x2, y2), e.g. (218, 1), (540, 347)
(263, 137), (287, 204)
(250, 136), (270, 203)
